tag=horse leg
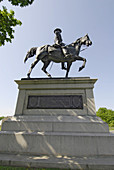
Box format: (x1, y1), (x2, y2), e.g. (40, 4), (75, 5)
(27, 51), (48, 78)
(27, 58), (39, 78)
(76, 56), (87, 72)
(42, 60), (51, 78)
(61, 62), (67, 70)
(65, 62), (72, 78)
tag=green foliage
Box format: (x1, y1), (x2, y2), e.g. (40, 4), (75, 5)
(0, 116), (4, 120)
(0, 6), (22, 46)
(0, 117), (4, 131)
(109, 127), (114, 130)
(0, 0), (34, 46)
(96, 107), (114, 127)
(0, 0), (34, 7)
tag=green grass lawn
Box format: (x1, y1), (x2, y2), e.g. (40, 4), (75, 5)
(0, 167), (63, 170)
(0, 167), (28, 170)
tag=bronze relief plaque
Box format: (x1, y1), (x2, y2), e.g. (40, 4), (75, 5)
(27, 95), (83, 109)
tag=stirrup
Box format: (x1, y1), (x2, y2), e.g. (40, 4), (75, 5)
(64, 53), (72, 58)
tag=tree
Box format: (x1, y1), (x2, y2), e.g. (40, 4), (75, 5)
(96, 107), (114, 127)
(0, 116), (4, 120)
(0, 0), (34, 7)
(0, 0), (34, 46)
(0, 6), (22, 46)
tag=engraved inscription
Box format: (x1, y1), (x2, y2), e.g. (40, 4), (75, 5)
(27, 95), (83, 109)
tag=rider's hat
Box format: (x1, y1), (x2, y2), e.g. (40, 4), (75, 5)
(54, 28), (62, 33)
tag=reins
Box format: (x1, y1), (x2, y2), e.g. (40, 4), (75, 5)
(80, 48), (87, 52)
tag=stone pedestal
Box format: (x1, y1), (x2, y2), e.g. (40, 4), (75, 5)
(0, 77), (114, 169)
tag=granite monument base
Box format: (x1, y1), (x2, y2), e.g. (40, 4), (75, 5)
(0, 77), (114, 169)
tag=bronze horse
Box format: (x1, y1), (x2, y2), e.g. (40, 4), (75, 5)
(24, 34), (92, 78)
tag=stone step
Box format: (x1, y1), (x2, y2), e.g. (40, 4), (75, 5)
(1, 116), (109, 133)
(0, 153), (114, 169)
(0, 131), (114, 157)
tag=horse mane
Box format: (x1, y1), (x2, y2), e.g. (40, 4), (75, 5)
(69, 37), (82, 47)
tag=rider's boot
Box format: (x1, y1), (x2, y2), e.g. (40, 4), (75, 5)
(62, 47), (72, 58)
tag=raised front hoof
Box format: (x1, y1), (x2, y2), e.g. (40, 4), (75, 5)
(78, 66), (84, 72)
(24, 58), (27, 63)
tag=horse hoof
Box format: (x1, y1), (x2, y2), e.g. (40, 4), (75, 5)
(78, 67), (82, 72)
(78, 66), (84, 72)
(49, 75), (52, 78)
(27, 73), (30, 78)
(62, 67), (67, 70)
(47, 74), (52, 78)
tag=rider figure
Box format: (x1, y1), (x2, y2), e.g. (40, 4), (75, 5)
(53, 28), (71, 58)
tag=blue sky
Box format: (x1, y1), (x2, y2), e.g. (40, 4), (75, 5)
(0, 0), (114, 116)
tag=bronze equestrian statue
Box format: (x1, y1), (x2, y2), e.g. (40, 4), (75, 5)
(24, 28), (92, 78)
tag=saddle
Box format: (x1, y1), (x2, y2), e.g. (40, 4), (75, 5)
(48, 44), (75, 58)
(48, 45), (62, 53)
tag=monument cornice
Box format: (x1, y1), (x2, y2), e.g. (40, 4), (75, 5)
(15, 77), (97, 85)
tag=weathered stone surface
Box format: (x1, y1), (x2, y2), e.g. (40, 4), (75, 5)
(2, 116), (109, 133)
(15, 77), (97, 116)
(0, 131), (114, 156)
(0, 153), (114, 170)
(0, 77), (114, 169)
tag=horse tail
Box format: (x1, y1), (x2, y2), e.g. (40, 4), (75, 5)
(24, 47), (37, 63)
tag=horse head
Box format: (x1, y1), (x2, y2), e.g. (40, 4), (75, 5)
(72, 34), (92, 49)
(81, 34), (92, 47)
